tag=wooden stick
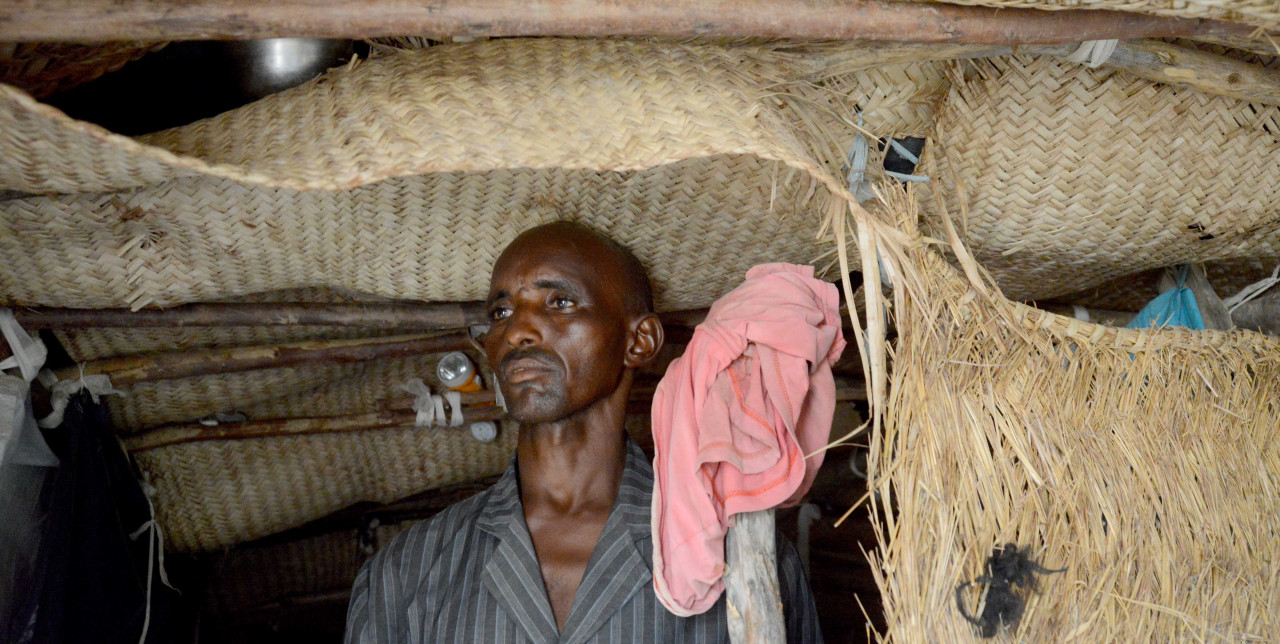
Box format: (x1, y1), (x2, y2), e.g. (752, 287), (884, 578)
(1074, 40), (1280, 107)
(805, 39), (1280, 106)
(56, 332), (471, 386)
(0, 0), (1254, 44)
(13, 303), (706, 330)
(381, 377), (867, 412)
(12, 302), (488, 330)
(725, 509), (786, 643)
(1229, 287), (1280, 336)
(123, 406), (507, 452)
(125, 375), (869, 452)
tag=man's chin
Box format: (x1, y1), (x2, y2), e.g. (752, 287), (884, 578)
(504, 394), (570, 425)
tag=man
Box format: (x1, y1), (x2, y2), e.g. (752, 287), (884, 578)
(345, 222), (822, 643)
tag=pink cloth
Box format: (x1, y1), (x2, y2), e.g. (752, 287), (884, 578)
(650, 263), (846, 616)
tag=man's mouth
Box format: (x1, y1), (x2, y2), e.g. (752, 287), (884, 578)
(501, 354), (558, 385)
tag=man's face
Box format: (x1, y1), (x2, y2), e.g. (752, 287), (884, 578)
(483, 227), (633, 424)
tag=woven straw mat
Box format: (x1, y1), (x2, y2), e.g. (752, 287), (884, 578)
(927, 55), (1280, 304)
(0, 39), (947, 313)
(0, 41), (166, 100)
(206, 523), (408, 619)
(138, 418), (515, 552)
(870, 184), (1280, 641)
(1, 38), (841, 195)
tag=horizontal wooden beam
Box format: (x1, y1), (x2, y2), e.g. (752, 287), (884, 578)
(123, 376), (868, 451)
(381, 378), (867, 412)
(12, 302), (487, 330)
(55, 332), (471, 386)
(122, 407), (504, 452)
(0, 0), (1255, 44)
(12, 303), (707, 331)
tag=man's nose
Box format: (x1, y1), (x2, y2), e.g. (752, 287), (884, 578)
(503, 306), (542, 348)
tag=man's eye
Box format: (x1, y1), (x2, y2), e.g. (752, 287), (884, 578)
(489, 307), (512, 321)
(552, 297), (575, 310)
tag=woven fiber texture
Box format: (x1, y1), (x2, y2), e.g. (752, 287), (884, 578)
(928, 55), (1280, 303)
(137, 420), (515, 552)
(867, 185), (1280, 641)
(922, 0), (1280, 32)
(0, 39), (811, 195)
(0, 155), (834, 311)
(206, 523), (408, 619)
(0, 41), (166, 100)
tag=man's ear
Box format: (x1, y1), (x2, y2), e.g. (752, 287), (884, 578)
(624, 314), (664, 368)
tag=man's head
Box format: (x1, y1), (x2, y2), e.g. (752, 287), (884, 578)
(483, 222), (663, 424)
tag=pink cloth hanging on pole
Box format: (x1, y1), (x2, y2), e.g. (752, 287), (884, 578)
(650, 263), (846, 616)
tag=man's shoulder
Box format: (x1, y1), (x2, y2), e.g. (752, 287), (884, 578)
(373, 483), (499, 570)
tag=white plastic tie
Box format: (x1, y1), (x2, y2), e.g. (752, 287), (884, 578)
(38, 368), (127, 429)
(400, 378), (436, 428)
(846, 123), (928, 203)
(1222, 263), (1280, 313)
(443, 390), (464, 427)
(0, 308), (48, 383)
(431, 393), (446, 426)
(1067, 40), (1119, 68)
(129, 480), (177, 644)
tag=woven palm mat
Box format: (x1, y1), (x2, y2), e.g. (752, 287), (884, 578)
(927, 55), (1280, 304)
(0, 41), (167, 100)
(0, 38), (917, 196)
(1, 154), (840, 312)
(867, 185), (1280, 641)
(205, 523), (408, 620)
(0, 39), (942, 313)
(137, 418), (515, 552)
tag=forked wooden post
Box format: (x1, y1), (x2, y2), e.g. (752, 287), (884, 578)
(725, 509), (785, 643)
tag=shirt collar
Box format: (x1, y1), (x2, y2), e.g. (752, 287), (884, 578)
(476, 438), (653, 540)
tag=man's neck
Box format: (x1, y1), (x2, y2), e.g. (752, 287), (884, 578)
(516, 380), (631, 516)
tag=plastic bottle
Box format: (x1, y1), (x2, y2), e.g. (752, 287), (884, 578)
(436, 351), (483, 393)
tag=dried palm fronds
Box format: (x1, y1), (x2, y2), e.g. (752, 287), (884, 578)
(867, 182), (1280, 641)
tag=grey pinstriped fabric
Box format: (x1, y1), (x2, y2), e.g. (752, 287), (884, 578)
(344, 440), (823, 643)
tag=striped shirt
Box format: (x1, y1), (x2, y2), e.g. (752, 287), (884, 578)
(344, 440), (823, 643)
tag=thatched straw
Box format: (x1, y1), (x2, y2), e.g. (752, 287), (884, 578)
(866, 181), (1280, 641)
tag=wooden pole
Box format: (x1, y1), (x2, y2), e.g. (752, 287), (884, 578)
(12, 302), (487, 330)
(0, 0), (1254, 44)
(12, 303), (706, 331)
(127, 376), (869, 452)
(382, 377), (866, 412)
(1229, 287), (1280, 335)
(55, 332), (471, 386)
(122, 406), (507, 452)
(725, 509), (786, 643)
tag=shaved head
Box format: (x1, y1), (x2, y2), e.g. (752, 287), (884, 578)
(502, 222), (654, 318)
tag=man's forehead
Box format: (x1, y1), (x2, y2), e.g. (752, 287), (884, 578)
(488, 231), (621, 297)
